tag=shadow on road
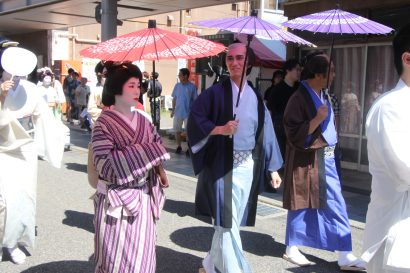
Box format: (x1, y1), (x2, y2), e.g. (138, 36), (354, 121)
(65, 162), (87, 173)
(170, 226), (213, 252)
(156, 246), (201, 273)
(241, 230), (284, 257)
(62, 210), (94, 233)
(21, 260), (94, 273)
(286, 258), (339, 273)
(170, 226), (287, 258)
(163, 199), (196, 218)
(170, 226), (332, 271)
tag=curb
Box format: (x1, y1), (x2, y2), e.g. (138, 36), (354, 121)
(70, 144), (88, 152)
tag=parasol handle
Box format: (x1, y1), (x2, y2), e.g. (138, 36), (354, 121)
(231, 34), (253, 138)
(234, 34), (253, 110)
(325, 34), (335, 94)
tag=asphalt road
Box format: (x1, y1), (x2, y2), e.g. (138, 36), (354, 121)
(0, 128), (367, 273)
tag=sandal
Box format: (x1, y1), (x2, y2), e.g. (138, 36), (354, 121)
(283, 253), (314, 267)
(339, 258), (366, 271)
(7, 247), (26, 265)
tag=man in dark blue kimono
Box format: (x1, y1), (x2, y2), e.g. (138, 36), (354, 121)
(187, 42), (283, 273)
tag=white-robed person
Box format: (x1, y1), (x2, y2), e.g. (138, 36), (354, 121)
(87, 62), (105, 128)
(37, 67), (66, 120)
(0, 40), (65, 264)
(362, 24), (410, 272)
(37, 67), (70, 148)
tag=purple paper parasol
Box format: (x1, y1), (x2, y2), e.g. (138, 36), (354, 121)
(191, 15), (315, 46)
(283, 9), (394, 35)
(283, 8), (394, 91)
(235, 33), (285, 63)
(190, 10), (315, 114)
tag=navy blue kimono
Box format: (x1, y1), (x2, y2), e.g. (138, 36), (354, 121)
(187, 79), (282, 228)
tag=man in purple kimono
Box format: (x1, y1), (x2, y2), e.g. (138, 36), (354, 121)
(187, 42), (283, 273)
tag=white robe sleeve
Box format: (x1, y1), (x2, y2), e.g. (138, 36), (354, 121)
(33, 96), (65, 168)
(0, 109), (33, 152)
(263, 106), (283, 172)
(367, 101), (410, 192)
(55, 80), (66, 103)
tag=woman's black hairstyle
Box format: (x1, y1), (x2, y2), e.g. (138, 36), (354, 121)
(102, 62), (142, 106)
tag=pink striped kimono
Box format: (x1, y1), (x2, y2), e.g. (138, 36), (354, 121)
(91, 110), (170, 273)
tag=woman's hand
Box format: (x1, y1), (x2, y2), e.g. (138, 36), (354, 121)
(155, 165), (169, 188)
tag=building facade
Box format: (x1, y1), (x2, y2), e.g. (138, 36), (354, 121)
(46, 3), (251, 96)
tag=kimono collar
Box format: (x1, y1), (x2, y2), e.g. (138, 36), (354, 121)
(110, 110), (138, 130)
(230, 79), (250, 110)
(301, 80), (337, 146)
(230, 79), (249, 95)
(395, 78), (410, 92)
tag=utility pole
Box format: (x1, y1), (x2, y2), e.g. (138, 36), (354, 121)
(101, 0), (118, 41)
(179, 10), (184, 34)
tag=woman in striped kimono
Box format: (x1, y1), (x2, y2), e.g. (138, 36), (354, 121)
(91, 62), (170, 273)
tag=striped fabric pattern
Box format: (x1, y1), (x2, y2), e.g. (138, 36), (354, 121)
(94, 186), (158, 273)
(92, 110), (169, 273)
(105, 174), (164, 220)
(92, 110), (170, 185)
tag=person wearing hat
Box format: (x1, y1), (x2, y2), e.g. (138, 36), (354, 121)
(0, 38), (65, 264)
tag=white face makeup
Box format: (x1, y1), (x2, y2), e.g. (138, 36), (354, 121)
(115, 77), (141, 109)
(43, 75), (52, 86)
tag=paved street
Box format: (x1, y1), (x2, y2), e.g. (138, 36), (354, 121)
(0, 119), (370, 273)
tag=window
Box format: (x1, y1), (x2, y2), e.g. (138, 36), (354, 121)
(360, 45), (398, 165)
(254, 0), (282, 10)
(167, 15), (174, 27)
(302, 43), (399, 169)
